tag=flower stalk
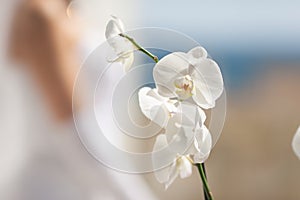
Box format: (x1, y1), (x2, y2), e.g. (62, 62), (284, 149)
(119, 33), (159, 63)
(196, 163), (214, 200)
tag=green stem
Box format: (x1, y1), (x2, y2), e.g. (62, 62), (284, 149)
(202, 164), (210, 200)
(119, 33), (159, 63)
(196, 163), (214, 200)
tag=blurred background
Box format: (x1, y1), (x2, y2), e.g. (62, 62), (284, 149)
(0, 0), (300, 199)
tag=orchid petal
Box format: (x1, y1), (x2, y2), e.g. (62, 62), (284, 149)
(165, 160), (179, 189)
(164, 105), (200, 149)
(165, 156), (192, 189)
(105, 15), (124, 39)
(178, 156), (193, 179)
(193, 125), (212, 163)
(188, 46), (208, 59)
(138, 87), (177, 128)
(166, 123), (190, 154)
(187, 46), (208, 66)
(122, 52), (134, 72)
(153, 134), (170, 184)
(153, 53), (189, 98)
(195, 106), (207, 127)
(192, 58), (223, 109)
(292, 126), (300, 159)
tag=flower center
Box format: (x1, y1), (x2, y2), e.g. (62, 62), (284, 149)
(174, 75), (194, 100)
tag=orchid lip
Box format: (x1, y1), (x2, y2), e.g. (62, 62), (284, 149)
(173, 75), (194, 100)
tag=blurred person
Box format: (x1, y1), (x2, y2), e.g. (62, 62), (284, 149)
(0, 0), (157, 199)
(9, 0), (78, 121)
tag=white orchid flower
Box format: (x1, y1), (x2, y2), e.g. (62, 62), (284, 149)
(152, 104), (212, 188)
(167, 104), (212, 164)
(153, 134), (193, 189)
(138, 87), (212, 162)
(138, 87), (179, 128)
(292, 126), (300, 159)
(153, 46), (224, 109)
(105, 16), (134, 72)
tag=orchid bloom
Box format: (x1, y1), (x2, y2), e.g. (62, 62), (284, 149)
(140, 90), (212, 188)
(139, 86), (212, 163)
(292, 126), (300, 159)
(152, 106), (212, 188)
(105, 16), (134, 72)
(183, 106), (212, 163)
(164, 104), (212, 164)
(153, 46), (224, 109)
(153, 134), (193, 189)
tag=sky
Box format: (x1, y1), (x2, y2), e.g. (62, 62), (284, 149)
(135, 0), (300, 89)
(138, 0), (300, 54)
